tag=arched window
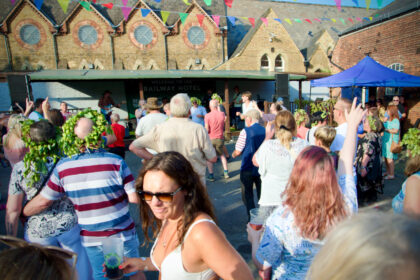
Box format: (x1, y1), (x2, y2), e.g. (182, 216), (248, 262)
(389, 63), (404, 72)
(260, 54), (269, 71)
(275, 55), (283, 72)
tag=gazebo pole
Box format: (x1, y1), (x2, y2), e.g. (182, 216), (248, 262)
(139, 80), (144, 100)
(224, 80), (231, 141)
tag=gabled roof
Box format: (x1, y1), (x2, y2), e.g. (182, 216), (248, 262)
(172, 0), (222, 34)
(301, 29), (334, 61)
(1, 0), (56, 33)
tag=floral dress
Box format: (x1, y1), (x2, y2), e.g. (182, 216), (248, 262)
(8, 160), (77, 239)
(355, 132), (384, 202)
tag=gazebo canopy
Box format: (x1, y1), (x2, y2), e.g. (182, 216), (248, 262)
(311, 56), (420, 88)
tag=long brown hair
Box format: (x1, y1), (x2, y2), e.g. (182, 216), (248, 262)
(135, 151), (216, 246)
(387, 105), (399, 121)
(283, 146), (348, 240)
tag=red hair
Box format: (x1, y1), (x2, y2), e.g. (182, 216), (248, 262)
(387, 105), (399, 121)
(283, 146), (348, 240)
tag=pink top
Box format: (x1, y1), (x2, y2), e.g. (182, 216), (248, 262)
(204, 111), (225, 140)
(296, 126), (309, 140)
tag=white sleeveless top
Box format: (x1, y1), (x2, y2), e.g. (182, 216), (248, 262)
(150, 219), (216, 280)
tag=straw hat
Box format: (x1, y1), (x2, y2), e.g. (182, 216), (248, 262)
(146, 97), (162, 110)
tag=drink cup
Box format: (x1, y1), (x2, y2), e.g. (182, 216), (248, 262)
(249, 208), (265, 231)
(103, 237), (124, 280)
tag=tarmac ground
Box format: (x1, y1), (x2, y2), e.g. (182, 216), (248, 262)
(0, 142), (406, 279)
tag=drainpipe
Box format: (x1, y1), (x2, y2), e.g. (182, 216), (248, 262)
(0, 24), (13, 71)
(164, 25), (174, 70)
(221, 26), (227, 63)
(52, 25), (60, 69)
(109, 23), (121, 70)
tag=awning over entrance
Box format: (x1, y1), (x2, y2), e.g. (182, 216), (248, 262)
(28, 70), (306, 81)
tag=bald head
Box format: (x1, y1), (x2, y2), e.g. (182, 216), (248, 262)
(74, 117), (93, 139)
(209, 99), (218, 109)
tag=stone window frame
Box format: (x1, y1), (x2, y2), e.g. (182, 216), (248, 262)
(129, 21), (158, 50)
(260, 54), (269, 71)
(386, 63), (404, 96)
(275, 54), (284, 72)
(14, 19), (46, 50)
(73, 20), (103, 50)
(389, 63), (404, 72)
(182, 22), (210, 50)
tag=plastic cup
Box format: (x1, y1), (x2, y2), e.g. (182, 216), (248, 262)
(103, 237), (124, 280)
(249, 208), (265, 230)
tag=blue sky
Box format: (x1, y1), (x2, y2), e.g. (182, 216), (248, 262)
(272, 0), (395, 9)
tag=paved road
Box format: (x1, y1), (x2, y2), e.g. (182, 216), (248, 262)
(0, 142), (406, 279)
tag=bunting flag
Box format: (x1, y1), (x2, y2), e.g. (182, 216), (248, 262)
(212, 15), (220, 26)
(92, 0), (96, 3)
(227, 16), (236, 26)
(363, 17), (370, 21)
(356, 17), (362, 22)
(274, 18), (282, 24)
(334, 0), (341, 11)
(121, 0), (128, 7)
(203, 0), (212, 6)
(366, 0), (371, 11)
(196, 14), (205, 26)
(294, 18), (302, 23)
(369, 16), (373, 21)
(248, 18), (255, 27)
(261, 17), (268, 26)
(348, 17), (354, 23)
(154, 0), (161, 2)
(58, 0), (70, 13)
(121, 6), (131, 21)
(179, 12), (188, 24)
(339, 18), (346, 24)
(80, 1), (92, 11)
(352, 0), (359, 7)
(182, 0), (191, 5)
(285, 18), (292, 25)
(141, 8), (150, 17)
(161, 11), (170, 24)
(102, 3), (113, 9)
(377, 0), (383, 8)
(314, 18), (321, 23)
(35, 0), (44, 10)
(304, 19), (312, 24)
(331, 18), (337, 22)
(224, 0), (233, 8)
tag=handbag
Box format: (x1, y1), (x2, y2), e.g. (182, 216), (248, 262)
(390, 132), (402, 154)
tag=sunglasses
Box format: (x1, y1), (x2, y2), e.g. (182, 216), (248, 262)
(0, 235), (77, 279)
(138, 187), (182, 202)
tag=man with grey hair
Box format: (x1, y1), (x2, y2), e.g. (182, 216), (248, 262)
(129, 93), (217, 185)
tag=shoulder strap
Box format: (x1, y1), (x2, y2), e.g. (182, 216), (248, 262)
(30, 160), (58, 200)
(183, 219), (215, 243)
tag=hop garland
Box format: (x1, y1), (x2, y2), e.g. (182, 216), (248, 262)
(21, 119), (61, 187)
(211, 93), (222, 104)
(190, 97), (201, 105)
(401, 128), (420, 157)
(367, 115), (377, 131)
(294, 109), (307, 127)
(60, 109), (112, 157)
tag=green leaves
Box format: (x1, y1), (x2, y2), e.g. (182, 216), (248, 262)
(401, 128), (420, 157)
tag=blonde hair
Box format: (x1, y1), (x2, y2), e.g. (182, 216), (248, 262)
(274, 110), (296, 150)
(405, 154), (420, 176)
(4, 114), (26, 150)
(314, 126), (336, 148)
(307, 211), (420, 280)
(336, 98), (352, 112)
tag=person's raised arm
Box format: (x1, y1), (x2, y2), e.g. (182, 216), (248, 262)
(337, 98), (366, 177)
(5, 193), (24, 236)
(24, 98), (34, 117)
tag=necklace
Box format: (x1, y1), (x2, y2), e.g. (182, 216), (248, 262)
(161, 221), (177, 248)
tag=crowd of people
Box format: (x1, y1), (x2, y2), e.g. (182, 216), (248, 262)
(0, 89), (418, 280)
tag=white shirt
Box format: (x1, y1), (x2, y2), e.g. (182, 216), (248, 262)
(330, 122), (348, 152)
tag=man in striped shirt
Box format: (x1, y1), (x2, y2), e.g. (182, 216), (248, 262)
(24, 118), (143, 280)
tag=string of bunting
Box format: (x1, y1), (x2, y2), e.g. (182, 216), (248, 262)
(40, 0), (381, 25)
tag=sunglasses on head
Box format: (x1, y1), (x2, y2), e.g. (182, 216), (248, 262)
(0, 235), (77, 279)
(138, 187), (182, 202)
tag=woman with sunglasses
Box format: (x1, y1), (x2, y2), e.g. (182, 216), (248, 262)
(120, 151), (253, 280)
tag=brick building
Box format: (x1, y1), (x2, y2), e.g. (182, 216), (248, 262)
(332, 0), (420, 127)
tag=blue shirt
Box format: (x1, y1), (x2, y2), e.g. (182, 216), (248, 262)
(190, 106), (207, 126)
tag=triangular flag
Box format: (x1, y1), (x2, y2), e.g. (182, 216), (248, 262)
(121, 6), (131, 21)
(294, 19), (302, 23)
(58, 0), (70, 13)
(121, 0), (128, 6)
(352, 0), (359, 6)
(141, 9), (150, 17)
(248, 18), (255, 27)
(261, 17), (268, 26)
(334, 0), (341, 11)
(366, 0), (371, 11)
(35, 0), (44, 10)
(92, 0), (96, 3)
(377, 0), (383, 8)
(356, 17), (362, 22)
(363, 17), (370, 21)
(224, 0), (233, 8)
(203, 0), (212, 6)
(339, 18), (346, 24)
(212, 15), (220, 26)
(197, 14), (205, 26)
(161, 11), (170, 24)
(80, 1), (91, 11)
(304, 19), (312, 24)
(154, 0), (161, 2)
(369, 16), (373, 21)
(314, 18), (321, 23)
(182, 0), (191, 5)
(331, 18), (337, 22)
(179, 13), (188, 25)
(274, 18), (282, 24)
(348, 17), (354, 23)
(227, 16), (236, 26)
(285, 18), (292, 25)
(102, 2), (113, 9)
